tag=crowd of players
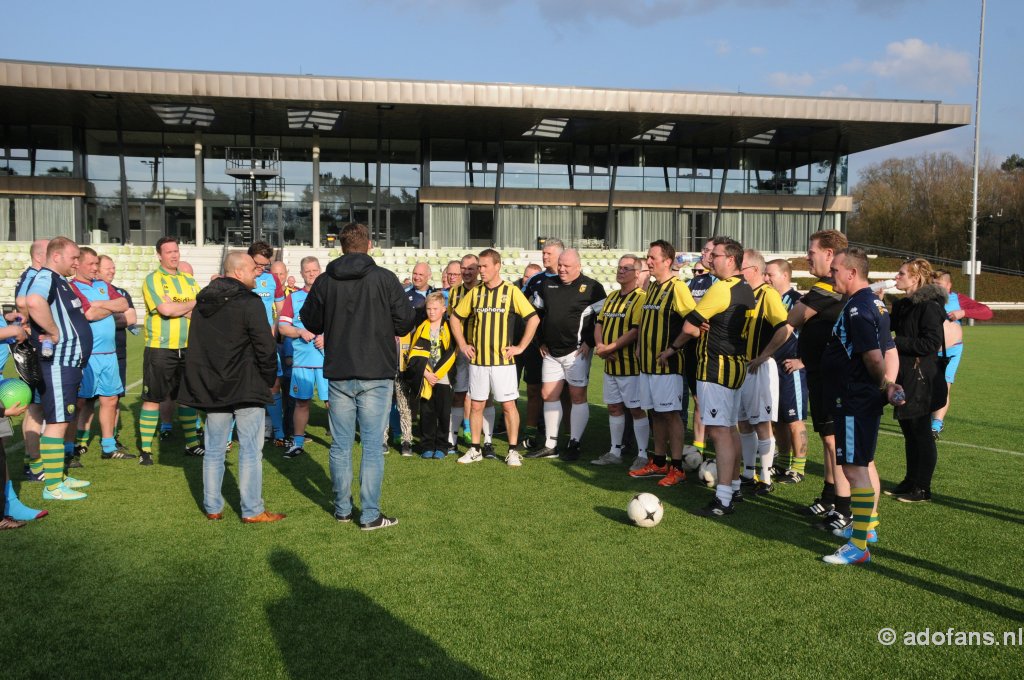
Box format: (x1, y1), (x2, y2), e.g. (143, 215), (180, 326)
(0, 230), (988, 564)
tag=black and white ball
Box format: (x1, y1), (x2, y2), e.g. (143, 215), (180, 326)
(697, 460), (718, 488)
(682, 451), (704, 472)
(627, 492), (664, 528)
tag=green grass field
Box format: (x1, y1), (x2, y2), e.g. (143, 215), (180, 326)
(3, 327), (1023, 679)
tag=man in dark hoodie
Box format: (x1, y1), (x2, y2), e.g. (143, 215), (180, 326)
(179, 251), (285, 524)
(301, 222), (415, 531)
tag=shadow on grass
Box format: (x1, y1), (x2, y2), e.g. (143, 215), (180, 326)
(594, 505), (633, 525)
(264, 445), (335, 515)
(929, 494), (1024, 523)
(266, 549), (488, 680)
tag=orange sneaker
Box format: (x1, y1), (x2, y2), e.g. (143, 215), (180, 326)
(657, 467), (686, 487)
(242, 511), (286, 524)
(629, 461), (668, 478)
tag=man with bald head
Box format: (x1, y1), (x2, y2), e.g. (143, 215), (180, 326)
(527, 248), (605, 461)
(179, 251), (284, 523)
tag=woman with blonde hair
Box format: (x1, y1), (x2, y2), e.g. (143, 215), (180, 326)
(888, 258), (947, 502)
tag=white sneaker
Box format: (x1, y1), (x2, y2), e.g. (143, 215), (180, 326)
(457, 447), (483, 464)
(629, 454), (649, 471)
(506, 449), (522, 467)
(591, 450), (624, 466)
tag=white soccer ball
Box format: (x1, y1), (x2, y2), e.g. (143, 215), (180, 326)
(697, 460), (718, 488)
(627, 492), (664, 528)
(682, 451), (704, 472)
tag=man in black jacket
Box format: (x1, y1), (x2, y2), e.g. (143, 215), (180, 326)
(301, 222), (415, 531)
(178, 252), (285, 524)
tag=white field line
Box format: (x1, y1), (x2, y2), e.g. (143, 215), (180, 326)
(878, 429), (1024, 457)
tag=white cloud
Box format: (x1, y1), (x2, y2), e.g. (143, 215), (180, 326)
(747, 46), (767, 56)
(709, 39), (731, 55)
(866, 38), (972, 94)
(767, 71), (815, 91)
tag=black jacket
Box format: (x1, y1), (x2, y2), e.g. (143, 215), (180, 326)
(178, 276), (277, 412)
(301, 252), (416, 381)
(891, 283), (948, 415)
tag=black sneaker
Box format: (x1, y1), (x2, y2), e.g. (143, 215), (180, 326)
(360, 514), (398, 531)
(520, 435), (538, 451)
(139, 452), (154, 466)
(814, 509), (852, 532)
(798, 499), (834, 517)
(883, 480), (913, 497)
(283, 446), (306, 460)
(732, 488), (745, 503)
(695, 497), (736, 518)
(335, 512), (353, 523)
(185, 445), (206, 457)
(23, 465), (45, 482)
(114, 438), (129, 453)
(896, 488), (932, 503)
(559, 439), (581, 462)
(776, 470), (804, 485)
(159, 429), (172, 441)
(101, 450), (137, 460)
(525, 446), (559, 459)
(752, 481), (774, 496)
(66, 455), (83, 469)
(481, 443), (498, 460)
(400, 441), (414, 457)
(739, 475), (757, 489)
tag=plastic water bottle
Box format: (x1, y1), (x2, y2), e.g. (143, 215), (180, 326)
(40, 337), (54, 359)
(869, 279), (896, 294)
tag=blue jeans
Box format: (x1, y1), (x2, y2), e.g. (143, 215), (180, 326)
(328, 379), (393, 524)
(203, 407), (265, 519)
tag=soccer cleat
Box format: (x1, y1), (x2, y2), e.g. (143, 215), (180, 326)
(752, 481), (774, 496)
(657, 467), (686, 487)
(42, 483), (87, 501)
(814, 509), (852, 532)
(519, 435), (538, 451)
(695, 497), (735, 518)
(139, 452), (154, 466)
(272, 438), (288, 449)
(23, 466), (45, 482)
(732, 488), (745, 503)
(629, 461), (668, 478)
(506, 449), (522, 467)
(242, 511), (286, 524)
(401, 441), (414, 457)
(457, 447), (483, 464)
(822, 541), (871, 565)
(776, 469), (804, 485)
(159, 429), (172, 441)
(481, 443), (497, 460)
(283, 446), (306, 460)
(185, 445), (205, 457)
(196, 427), (205, 440)
(65, 455), (83, 470)
(62, 476), (91, 489)
(114, 438), (129, 453)
(101, 451), (137, 460)
(739, 475), (757, 489)
(629, 455), (649, 472)
(525, 446), (559, 459)
(0, 517), (27, 530)
(883, 480), (913, 497)
(591, 450), (624, 466)
(445, 445), (458, 457)
(360, 514), (398, 531)
(833, 524), (879, 543)
(558, 439), (581, 462)
(799, 499), (834, 517)
(896, 488), (932, 503)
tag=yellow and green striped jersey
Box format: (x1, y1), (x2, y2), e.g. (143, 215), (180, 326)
(597, 287), (645, 376)
(636, 277), (695, 375)
(686, 277), (754, 389)
(142, 267), (201, 349)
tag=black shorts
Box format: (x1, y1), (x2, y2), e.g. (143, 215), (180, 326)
(518, 344), (543, 386)
(777, 365), (808, 424)
(806, 371), (834, 436)
(834, 411), (881, 467)
(141, 347), (187, 403)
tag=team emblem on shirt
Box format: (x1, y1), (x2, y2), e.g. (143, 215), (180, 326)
(67, 404), (76, 415)
(579, 284), (587, 293)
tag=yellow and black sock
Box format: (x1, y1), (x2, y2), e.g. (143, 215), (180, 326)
(851, 487), (874, 550)
(139, 408), (159, 452)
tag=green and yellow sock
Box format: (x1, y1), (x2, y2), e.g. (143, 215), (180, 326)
(139, 408), (160, 452)
(178, 407), (200, 448)
(29, 456), (44, 476)
(792, 455), (807, 476)
(869, 512), (880, 531)
(851, 487), (874, 551)
(777, 446), (793, 472)
(75, 429), (90, 448)
(40, 436), (66, 491)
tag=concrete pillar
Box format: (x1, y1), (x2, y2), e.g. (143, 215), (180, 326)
(312, 143), (321, 247)
(194, 141), (205, 246)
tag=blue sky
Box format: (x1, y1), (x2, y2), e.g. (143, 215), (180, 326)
(4, 0), (1019, 182)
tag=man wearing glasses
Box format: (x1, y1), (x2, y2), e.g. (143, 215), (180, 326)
(248, 241), (288, 448)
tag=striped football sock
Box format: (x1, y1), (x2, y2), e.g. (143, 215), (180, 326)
(75, 429), (90, 448)
(40, 436), (66, 491)
(178, 407), (200, 448)
(851, 487), (874, 551)
(792, 454), (807, 476)
(139, 408), (160, 453)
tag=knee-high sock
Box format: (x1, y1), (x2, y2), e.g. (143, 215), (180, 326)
(740, 431), (758, 480)
(543, 401), (562, 448)
(139, 408), (159, 453)
(75, 429), (90, 448)
(482, 405), (495, 444)
(569, 403), (589, 441)
(40, 436), (65, 491)
(178, 407), (200, 448)
(851, 487), (874, 550)
(267, 392), (285, 439)
(450, 405), (464, 445)
(608, 414), (626, 449)
(4, 480), (46, 521)
(758, 438), (775, 483)
(633, 417), (650, 455)
(792, 451), (807, 476)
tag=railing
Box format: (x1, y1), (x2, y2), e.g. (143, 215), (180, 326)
(225, 147), (281, 176)
(849, 241), (1024, 277)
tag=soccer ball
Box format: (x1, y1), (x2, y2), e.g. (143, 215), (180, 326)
(697, 460), (718, 488)
(627, 492), (664, 528)
(682, 451), (704, 472)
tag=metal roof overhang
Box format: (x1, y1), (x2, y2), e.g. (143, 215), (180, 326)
(0, 60), (971, 170)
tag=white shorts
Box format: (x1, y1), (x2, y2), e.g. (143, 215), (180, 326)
(638, 372), (684, 413)
(468, 364), (520, 403)
(739, 358), (779, 424)
(452, 353), (470, 393)
(697, 380), (742, 427)
(541, 351), (592, 387)
(603, 374), (641, 409)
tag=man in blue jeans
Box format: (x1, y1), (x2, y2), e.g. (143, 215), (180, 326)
(302, 222), (415, 530)
(178, 251), (284, 523)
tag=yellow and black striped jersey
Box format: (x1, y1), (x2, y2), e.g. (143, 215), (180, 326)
(142, 267), (201, 349)
(635, 277), (695, 375)
(743, 283), (789, 360)
(447, 282), (478, 336)
(453, 281), (536, 366)
(597, 287), (646, 376)
(686, 276), (755, 388)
